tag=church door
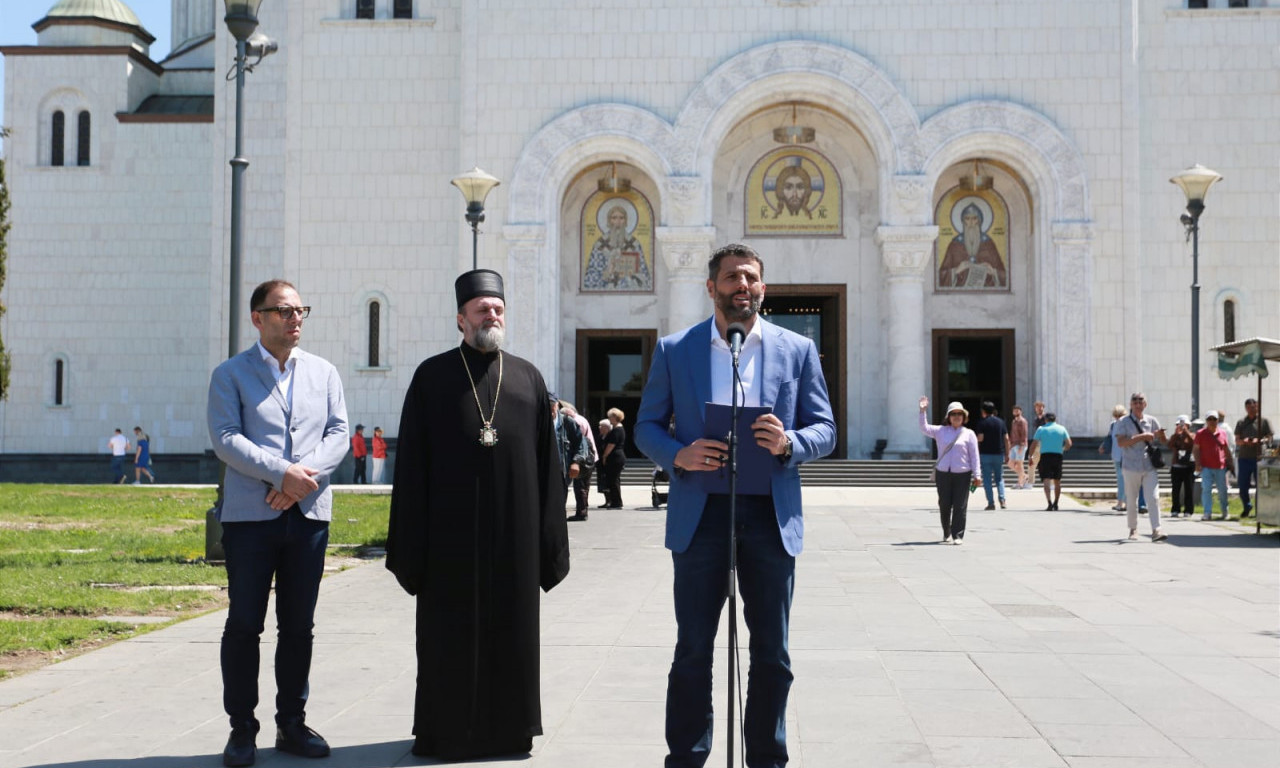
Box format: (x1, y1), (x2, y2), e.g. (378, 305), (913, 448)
(932, 330), (1015, 426)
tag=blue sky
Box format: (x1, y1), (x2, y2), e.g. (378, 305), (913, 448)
(2, 0), (172, 140)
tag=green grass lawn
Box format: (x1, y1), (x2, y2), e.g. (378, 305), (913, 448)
(0, 485), (390, 679)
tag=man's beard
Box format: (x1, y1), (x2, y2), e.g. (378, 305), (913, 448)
(470, 324), (504, 353)
(605, 226), (629, 249)
(715, 288), (762, 322)
(964, 225), (981, 258)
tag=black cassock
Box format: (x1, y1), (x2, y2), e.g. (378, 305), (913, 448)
(386, 342), (570, 760)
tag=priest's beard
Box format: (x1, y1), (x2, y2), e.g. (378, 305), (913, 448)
(714, 287), (763, 323)
(469, 324), (504, 353)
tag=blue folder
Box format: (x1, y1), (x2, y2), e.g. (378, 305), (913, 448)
(699, 403), (774, 496)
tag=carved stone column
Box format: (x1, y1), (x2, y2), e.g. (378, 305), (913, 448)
(501, 224), (556, 384)
(876, 225), (939, 456)
(655, 226), (717, 337)
(1049, 221), (1094, 429)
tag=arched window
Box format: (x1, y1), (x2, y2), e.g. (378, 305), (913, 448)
(368, 300), (381, 367)
(51, 110), (65, 166)
(1224, 299), (1236, 343)
(53, 357), (67, 406)
(77, 111), (91, 166)
(393, 0), (412, 18)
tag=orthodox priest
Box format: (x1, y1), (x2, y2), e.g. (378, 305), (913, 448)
(386, 269), (571, 760)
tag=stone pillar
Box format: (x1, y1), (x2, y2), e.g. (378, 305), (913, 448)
(501, 224), (557, 385)
(1050, 221), (1094, 429)
(655, 226), (717, 336)
(876, 225), (939, 457)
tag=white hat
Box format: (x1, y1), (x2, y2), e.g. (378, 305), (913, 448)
(945, 401), (968, 419)
(1176, 414), (1190, 425)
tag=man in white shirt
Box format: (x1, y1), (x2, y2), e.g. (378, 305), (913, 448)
(107, 428), (129, 484)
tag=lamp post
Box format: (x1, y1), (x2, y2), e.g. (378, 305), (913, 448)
(1170, 163), (1223, 420)
(223, 0), (276, 358)
(213, 1), (273, 560)
(451, 167), (501, 270)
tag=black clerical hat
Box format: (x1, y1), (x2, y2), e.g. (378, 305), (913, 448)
(455, 269), (505, 308)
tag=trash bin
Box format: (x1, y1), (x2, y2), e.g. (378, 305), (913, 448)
(1255, 454), (1279, 530)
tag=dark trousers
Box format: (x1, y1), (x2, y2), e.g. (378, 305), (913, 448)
(603, 461), (625, 507)
(1169, 465), (1196, 516)
(935, 470), (972, 539)
(220, 506), (329, 730)
(353, 455), (367, 484)
(666, 495), (794, 768)
(110, 455), (126, 483)
(573, 464), (594, 512)
(1238, 458), (1258, 511)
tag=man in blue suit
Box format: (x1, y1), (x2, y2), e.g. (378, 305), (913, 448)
(208, 279), (349, 767)
(635, 244), (836, 768)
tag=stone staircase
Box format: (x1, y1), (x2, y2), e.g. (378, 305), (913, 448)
(620, 458), (1144, 489)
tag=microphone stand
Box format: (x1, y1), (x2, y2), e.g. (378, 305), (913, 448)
(725, 339), (742, 768)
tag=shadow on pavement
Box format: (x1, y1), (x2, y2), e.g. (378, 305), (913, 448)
(15, 740), (481, 768)
(1163, 532), (1280, 548)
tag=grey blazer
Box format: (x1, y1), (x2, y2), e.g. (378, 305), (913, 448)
(208, 345), (349, 522)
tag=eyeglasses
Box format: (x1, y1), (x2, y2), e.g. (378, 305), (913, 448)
(256, 306), (310, 319)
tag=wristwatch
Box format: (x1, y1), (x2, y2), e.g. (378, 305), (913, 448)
(779, 435), (793, 463)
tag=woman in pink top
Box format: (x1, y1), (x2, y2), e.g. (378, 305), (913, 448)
(919, 397), (981, 544)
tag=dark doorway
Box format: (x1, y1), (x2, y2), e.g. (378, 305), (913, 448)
(932, 330), (1015, 427)
(761, 285), (846, 457)
(575, 330), (657, 459)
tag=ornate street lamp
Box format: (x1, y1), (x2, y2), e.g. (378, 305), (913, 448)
(213, 0), (275, 560)
(223, 0), (276, 358)
(451, 167), (501, 270)
(1170, 163), (1223, 420)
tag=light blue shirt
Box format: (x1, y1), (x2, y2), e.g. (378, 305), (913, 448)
(1033, 422), (1070, 454)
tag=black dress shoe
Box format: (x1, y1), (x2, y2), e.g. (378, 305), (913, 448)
(276, 721), (330, 758)
(223, 728), (257, 767)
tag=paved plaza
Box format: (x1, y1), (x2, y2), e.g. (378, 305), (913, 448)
(1, 485), (1277, 768)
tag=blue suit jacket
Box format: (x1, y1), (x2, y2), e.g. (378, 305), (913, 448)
(635, 317), (836, 555)
(208, 345), (349, 522)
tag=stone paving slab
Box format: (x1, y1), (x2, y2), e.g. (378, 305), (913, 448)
(0, 486), (1276, 768)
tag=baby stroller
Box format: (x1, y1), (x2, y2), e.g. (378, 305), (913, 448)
(651, 466), (670, 508)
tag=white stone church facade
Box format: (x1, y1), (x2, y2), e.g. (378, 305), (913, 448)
(2, 0), (1277, 471)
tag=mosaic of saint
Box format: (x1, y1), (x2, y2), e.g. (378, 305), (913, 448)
(581, 189), (654, 292)
(744, 147), (842, 237)
(934, 187), (1010, 291)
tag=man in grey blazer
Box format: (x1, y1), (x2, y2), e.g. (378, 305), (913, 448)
(208, 279), (349, 767)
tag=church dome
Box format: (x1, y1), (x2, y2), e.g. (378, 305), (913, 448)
(42, 0), (143, 27)
(34, 0), (155, 46)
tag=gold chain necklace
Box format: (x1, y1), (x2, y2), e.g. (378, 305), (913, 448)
(459, 348), (503, 447)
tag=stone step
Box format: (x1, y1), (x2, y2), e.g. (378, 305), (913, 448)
(619, 458), (1148, 489)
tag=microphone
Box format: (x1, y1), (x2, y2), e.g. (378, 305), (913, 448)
(726, 322), (747, 362)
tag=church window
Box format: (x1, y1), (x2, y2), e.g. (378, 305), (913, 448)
(393, 0), (412, 18)
(77, 111), (91, 167)
(51, 110), (65, 166)
(356, 0), (374, 19)
(53, 357), (67, 406)
(368, 301), (381, 367)
(1224, 299), (1236, 343)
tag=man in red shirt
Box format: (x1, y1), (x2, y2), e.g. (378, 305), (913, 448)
(351, 424), (368, 484)
(1193, 411), (1233, 521)
(371, 426), (387, 484)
